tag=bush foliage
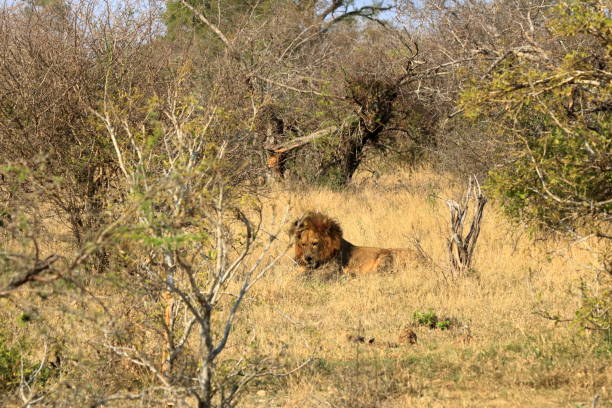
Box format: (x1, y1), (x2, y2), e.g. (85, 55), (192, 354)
(460, 0), (611, 231)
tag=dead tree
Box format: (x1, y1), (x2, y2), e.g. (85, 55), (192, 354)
(94, 86), (306, 407)
(446, 176), (487, 277)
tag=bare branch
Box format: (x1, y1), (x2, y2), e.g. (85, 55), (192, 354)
(320, 5), (393, 33)
(264, 126), (338, 154)
(0, 254), (58, 298)
(178, 0), (231, 49)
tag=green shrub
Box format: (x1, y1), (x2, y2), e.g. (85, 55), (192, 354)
(0, 335), (22, 392)
(413, 310), (453, 330)
(0, 334), (54, 393)
(573, 274), (612, 350)
(461, 0), (611, 231)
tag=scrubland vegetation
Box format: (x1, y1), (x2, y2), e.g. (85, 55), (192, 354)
(0, 0), (609, 407)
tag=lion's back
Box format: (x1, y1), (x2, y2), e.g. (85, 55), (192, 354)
(343, 246), (392, 275)
(343, 246), (422, 275)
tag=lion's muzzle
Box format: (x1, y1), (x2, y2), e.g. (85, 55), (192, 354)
(304, 255), (320, 269)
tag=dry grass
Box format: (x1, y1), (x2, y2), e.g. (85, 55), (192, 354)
(1, 167), (609, 407)
(232, 167), (610, 407)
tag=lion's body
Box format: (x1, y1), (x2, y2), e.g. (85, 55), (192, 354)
(290, 212), (422, 276)
(339, 240), (394, 275)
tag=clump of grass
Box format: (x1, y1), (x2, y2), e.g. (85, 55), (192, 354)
(412, 310), (455, 330)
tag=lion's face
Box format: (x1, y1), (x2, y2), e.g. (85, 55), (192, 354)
(290, 212), (342, 269)
(295, 228), (325, 268)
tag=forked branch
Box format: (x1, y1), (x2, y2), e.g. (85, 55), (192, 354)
(446, 176), (487, 277)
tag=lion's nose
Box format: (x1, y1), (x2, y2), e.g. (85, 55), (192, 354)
(305, 255), (313, 264)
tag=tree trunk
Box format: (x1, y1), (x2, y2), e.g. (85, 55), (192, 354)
(197, 310), (214, 408)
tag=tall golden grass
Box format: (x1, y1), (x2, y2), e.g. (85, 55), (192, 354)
(1, 167), (608, 407)
(233, 167), (609, 407)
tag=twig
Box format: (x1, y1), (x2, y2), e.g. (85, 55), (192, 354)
(0, 254), (58, 298)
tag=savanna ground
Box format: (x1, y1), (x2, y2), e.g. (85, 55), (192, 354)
(3, 167), (607, 407)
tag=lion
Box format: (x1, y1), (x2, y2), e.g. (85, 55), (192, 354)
(289, 211), (423, 275)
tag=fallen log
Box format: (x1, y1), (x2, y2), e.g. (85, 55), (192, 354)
(264, 126), (338, 154)
(264, 126), (338, 178)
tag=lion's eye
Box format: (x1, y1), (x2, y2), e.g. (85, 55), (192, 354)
(312, 242), (318, 247)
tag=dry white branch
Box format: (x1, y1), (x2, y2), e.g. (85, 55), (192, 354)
(19, 341), (48, 407)
(445, 176), (487, 277)
(178, 0), (231, 49)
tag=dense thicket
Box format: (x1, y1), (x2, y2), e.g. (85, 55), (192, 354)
(1, 0), (608, 229)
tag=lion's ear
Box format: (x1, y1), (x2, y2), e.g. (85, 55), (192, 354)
(288, 219), (299, 237)
(288, 218), (306, 237)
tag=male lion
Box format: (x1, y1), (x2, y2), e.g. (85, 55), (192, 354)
(289, 212), (423, 275)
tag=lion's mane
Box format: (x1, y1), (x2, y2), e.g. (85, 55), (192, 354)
(289, 212), (342, 265)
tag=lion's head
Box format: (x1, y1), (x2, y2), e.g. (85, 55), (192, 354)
(289, 212), (343, 269)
